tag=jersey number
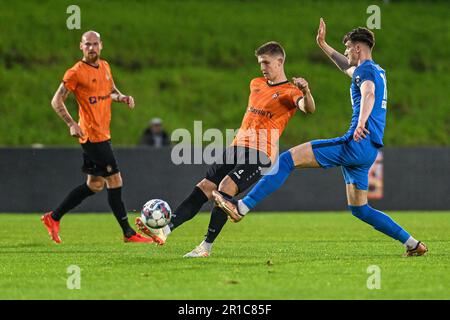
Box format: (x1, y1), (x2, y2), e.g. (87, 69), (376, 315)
(380, 73), (387, 109)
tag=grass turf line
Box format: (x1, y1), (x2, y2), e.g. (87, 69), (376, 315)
(0, 212), (448, 299)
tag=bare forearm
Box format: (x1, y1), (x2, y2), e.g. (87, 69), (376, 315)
(359, 92), (375, 124)
(319, 41), (351, 72)
(111, 86), (125, 102)
(302, 89), (316, 114)
(111, 92), (124, 102)
(111, 84), (135, 108)
(51, 84), (76, 126)
(331, 51), (352, 73)
(52, 99), (76, 126)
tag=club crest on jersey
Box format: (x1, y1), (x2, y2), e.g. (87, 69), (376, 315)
(355, 76), (361, 85)
(272, 92), (280, 99)
(233, 169), (244, 180)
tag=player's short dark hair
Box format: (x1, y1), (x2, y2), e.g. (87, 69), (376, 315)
(255, 41), (286, 59)
(343, 27), (375, 49)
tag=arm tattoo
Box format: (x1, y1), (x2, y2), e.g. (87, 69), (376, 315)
(52, 83), (74, 125)
(57, 84), (70, 100)
(55, 105), (73, 124)
(110, 85), (123, 102)
(331, 51), (350, 71)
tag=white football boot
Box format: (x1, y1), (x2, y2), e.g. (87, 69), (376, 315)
(183, 241), (212, 258)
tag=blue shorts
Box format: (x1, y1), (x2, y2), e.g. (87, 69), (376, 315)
(311, 136), (379, 190)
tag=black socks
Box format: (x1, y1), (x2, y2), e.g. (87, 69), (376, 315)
(170, 187), (231, 243)
(107, 187), (135, 237)
(205, 191), (230, 244)
(51, 183), (135, 237)
(52, 183), (95, 221)
(169, 186), (209, 230)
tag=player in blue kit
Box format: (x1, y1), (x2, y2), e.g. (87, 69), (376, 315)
(213, 18), (428, 257)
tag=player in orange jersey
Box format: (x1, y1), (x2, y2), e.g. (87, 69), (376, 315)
(213, 20), (427, 257)
(41, 31), (153, 244)
(135, 41), (316, 256)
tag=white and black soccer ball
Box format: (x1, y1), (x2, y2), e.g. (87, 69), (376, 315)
(141, 199), (172, 229)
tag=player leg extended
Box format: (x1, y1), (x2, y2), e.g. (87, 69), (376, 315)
(345, 176), (427, 257)
(41, 174), (101, 243)
(183, 175), (240, 258)
(213, 142), (319, 222)
(135, 147), (236, 246)
(186, 146), (271, 258)
(181, 147), (269, 257)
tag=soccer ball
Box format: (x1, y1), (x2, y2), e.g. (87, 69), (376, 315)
(141, 199), (172, 229)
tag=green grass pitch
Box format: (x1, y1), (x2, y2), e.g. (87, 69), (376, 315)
(0, 212), (449, 300)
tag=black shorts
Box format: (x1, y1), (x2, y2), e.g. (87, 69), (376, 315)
(81, 140), (120, 177)
(205, 146), (272, 194)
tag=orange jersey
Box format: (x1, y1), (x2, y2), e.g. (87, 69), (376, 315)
(232, 77), (303, 162)
(62, 59), (114, 144)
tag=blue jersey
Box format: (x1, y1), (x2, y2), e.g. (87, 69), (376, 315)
(343, 60), (387, 147)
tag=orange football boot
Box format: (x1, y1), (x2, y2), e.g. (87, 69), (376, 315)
(124, 232), (155, 243)
(41, 211), (61, 244)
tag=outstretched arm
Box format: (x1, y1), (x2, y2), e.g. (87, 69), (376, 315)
(292, 77), (315, 114)
(316, 18), (355, 78)
(111, 82), (135, 109)
(51, 83), (84, 138)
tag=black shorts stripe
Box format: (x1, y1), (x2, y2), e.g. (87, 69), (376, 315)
(312, 140), (345, 149)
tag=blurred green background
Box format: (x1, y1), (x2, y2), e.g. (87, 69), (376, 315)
(1, 0), (449, 146)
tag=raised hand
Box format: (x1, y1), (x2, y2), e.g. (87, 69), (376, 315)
(316, 17), (327, 46)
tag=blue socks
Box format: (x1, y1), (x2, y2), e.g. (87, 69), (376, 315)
(349, 204), (411, 243)
(242, 151), (295, 210)
(241, 150), (411, 245)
